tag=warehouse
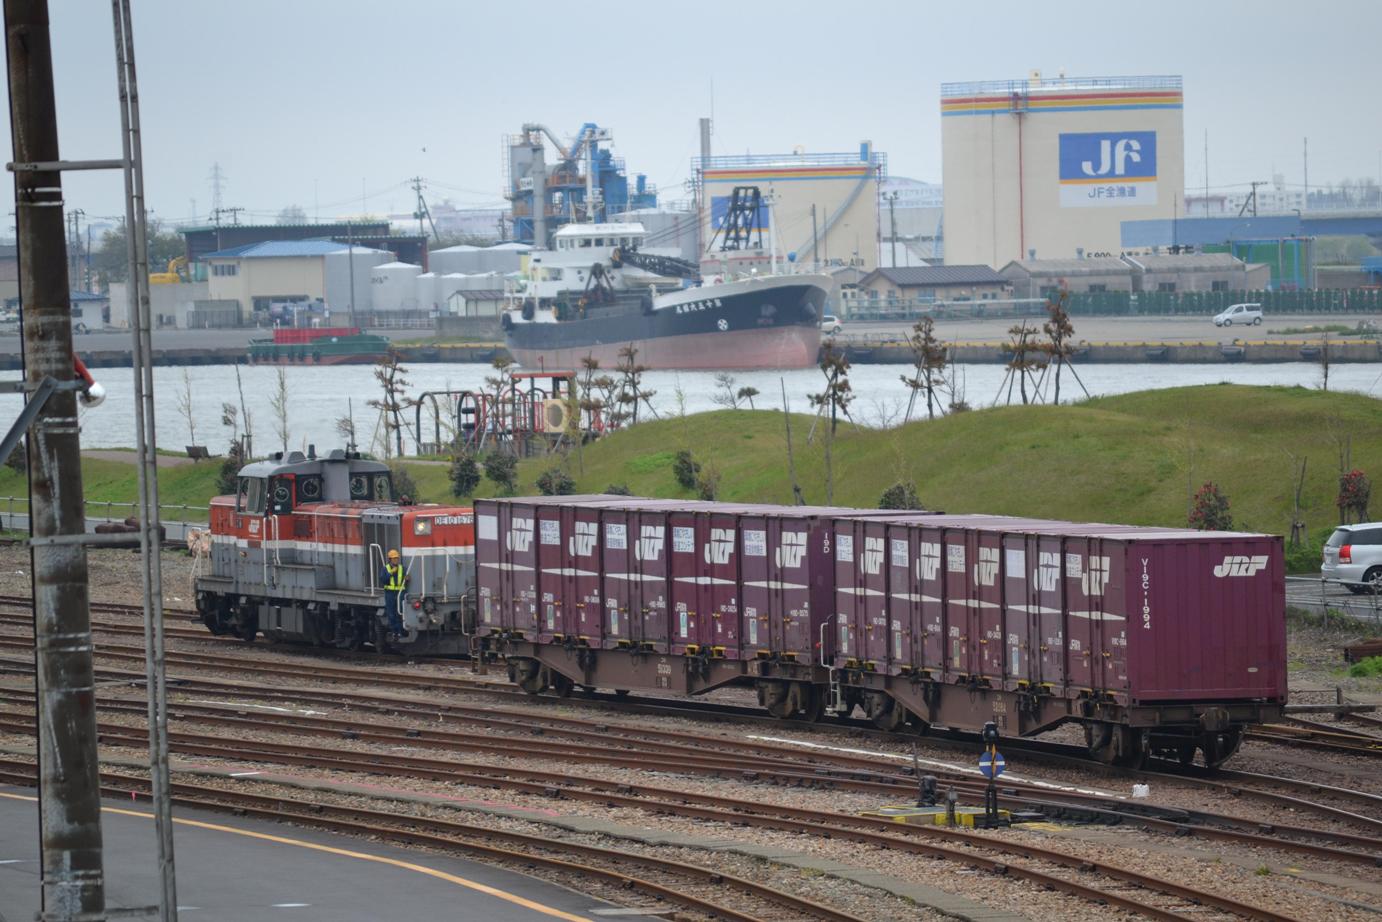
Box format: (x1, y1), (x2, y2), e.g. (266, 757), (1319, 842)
(203, 239), (393, 323)
(942, 73), (1186, 267)
(1123, 252), (1269, 292)
(849, 265), (1009, 316)
(1001, 257), (1135, 298)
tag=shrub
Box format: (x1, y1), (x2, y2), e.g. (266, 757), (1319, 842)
(388, 463), (418, 503)
(604, 483), (631, 495)
(483, 452), (518, 495)
(879, 481), (923, 510)
(536, 466), (575, 496)
(672, 449), (700, 490)
(448, 453), (481, 498)
(1349, 656), (1382, 678)
(696, 464), (720, 501)
(1188, 481), (1233, 531)
(1337, 468), (1371, 524)
(215, 441), (244, 495)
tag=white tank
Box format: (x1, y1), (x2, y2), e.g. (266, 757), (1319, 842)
(369, 261), (422, 312)
(435, 273), (470, 312)
(414, 272), (438, 313)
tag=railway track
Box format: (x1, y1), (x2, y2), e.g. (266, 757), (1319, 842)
(0, 719), (1308, 922)
(0, 759), (862, 922)
(2, 615), (1380, 835)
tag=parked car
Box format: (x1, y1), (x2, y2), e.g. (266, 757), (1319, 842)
(1213, 303), (1263, 327)
(1322, 522), (1382, 593)
(820, 314), (843, 335)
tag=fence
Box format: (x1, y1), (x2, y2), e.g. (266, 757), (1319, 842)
(1067, 288), (1382, 317)
(1285, 575), (1382, 629)
(0, 496), (210, 529)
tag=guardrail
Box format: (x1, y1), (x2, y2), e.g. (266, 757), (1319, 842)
(0, 495), (210, 527)
(1285, 575), (1382, 627)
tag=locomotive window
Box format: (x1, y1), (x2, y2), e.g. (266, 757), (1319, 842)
(243, 477), (266, 516)
(236, 477), (250, 511)
(349, 474), (369, 500)
(296, 475), (323, 504)
(372, 474), (394, 502)
(270, 479), (293, 514)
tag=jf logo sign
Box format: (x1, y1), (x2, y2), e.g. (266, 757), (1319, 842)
(1058, 131), (1158, 208)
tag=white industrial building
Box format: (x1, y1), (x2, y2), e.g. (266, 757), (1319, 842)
(202, 239), (394, 323)
(941, 73), (1186, 267)
(429, 241), (530, 276)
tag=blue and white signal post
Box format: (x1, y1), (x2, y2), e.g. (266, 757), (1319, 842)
(980, 721), (1004, 828)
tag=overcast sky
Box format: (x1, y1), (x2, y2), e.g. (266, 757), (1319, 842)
(5, 0), (1379, 231)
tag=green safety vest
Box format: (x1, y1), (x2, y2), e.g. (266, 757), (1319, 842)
(385, 563), (405, 591)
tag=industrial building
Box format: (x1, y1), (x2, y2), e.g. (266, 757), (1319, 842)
(1000, 252), (1268, 298)
(429, 241), (530, 276)
(181, 221), (427, 272)
(846, 265), (1009, 316)
(202, 239), (394, 323)
(879, 176), (944, 265)
(941, 73), (1186, 267)
(696, 145), (885, 273)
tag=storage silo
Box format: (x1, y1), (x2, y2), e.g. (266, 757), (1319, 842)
(370, 261), (422, 313)
(414, 272), (438, 313)
(435, 273), (469, 313)
(941, 73), (1185, 266)
(428, 244), (480, 275)
(323, 245), (392, 320)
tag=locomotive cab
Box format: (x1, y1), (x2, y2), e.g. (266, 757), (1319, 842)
(194, 448), (477, 655)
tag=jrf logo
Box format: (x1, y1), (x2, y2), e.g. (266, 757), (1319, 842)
(1213, 555), (1269, 578)
(861, 537), (884, 575)
(704, 528), (734, 565)
(507, 517), (533, 552)
(1081, 556), (1111, 595)
(568, 521), (596, 557)
(775, 532), (806, 569)
(1034, 551), (1060, 591)
(635, 525), (665, 562)
(917, 542), (941, 582)
(974, 547), (999, 586)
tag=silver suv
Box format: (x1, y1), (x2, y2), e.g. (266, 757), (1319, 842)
(1322, 523), (1382, 593)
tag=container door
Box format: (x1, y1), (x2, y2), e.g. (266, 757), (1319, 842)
(859, 520), (890, 670)
(600, 512), (632, 649)
(740, 516), (770, 655)
(1001, 534), (1031, 689)
(884, 523), (913, 675)
(536, 507), (563, 642)
(1034, 535), (1065, 690)
(1092, 539), (1128, 693)
(705, 512), (740, 656)
(632, 511), (669, 652)
(1063, 537), (1097, 691)
(569, 507), (602, 641)
(667, 512), (699, 653)
(941, 529), (975, 676)
(975, 530), (1004, 680)
(775, 519), (814, 660)
(916, 526), (947, 676)
(832, 520), (862, 667)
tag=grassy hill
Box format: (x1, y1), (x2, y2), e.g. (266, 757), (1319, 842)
(0, 384), (1375, 570)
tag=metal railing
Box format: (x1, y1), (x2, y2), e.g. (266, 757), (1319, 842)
(0, 495), (210, 528)
(1285, 575), (1382, 627)
(941, 75), (1182, 97)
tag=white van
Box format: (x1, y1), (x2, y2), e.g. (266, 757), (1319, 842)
(1213, 303), (1263, 327)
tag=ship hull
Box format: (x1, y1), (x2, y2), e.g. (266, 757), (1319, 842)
(505, 274), (827, 371)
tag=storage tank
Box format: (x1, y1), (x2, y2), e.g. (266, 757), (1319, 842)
(435, 272), (469, 312)
(428, 244), (480, 275)
(322, 246), (392, 318)
(414, 272), (438, 313)
(369, 261), (421, 313)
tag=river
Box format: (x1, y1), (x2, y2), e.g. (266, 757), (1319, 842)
(2, 361), (1378, 453)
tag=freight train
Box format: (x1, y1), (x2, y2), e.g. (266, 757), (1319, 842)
(194, 452), (1287, 769)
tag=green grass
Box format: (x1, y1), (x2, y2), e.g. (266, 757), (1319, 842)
(7, 385), (1380, 573)
(1349, 656), (1382, 678)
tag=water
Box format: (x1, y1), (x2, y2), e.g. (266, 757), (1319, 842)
(2, 361), (1378, 452)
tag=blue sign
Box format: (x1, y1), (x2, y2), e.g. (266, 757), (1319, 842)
(1059, 131), (1157, 182)
(979, 750), (1005, 779)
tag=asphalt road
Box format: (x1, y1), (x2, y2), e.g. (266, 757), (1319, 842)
(841, 313), (1381, 344)
(0, 787), (634, 922)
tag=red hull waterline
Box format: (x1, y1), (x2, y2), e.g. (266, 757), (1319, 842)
(509, 324), (820, 371)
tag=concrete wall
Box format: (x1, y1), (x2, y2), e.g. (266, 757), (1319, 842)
(207, 256), (325, 314)
(1000, 264), (1134, 298)
(942, 76), (1185, 267)
(436, 315), (502, 340)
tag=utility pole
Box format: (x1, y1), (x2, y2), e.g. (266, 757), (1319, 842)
(4, 1), (106, 918)
(346, 221), (356, 329)
(1238, 181), (1267, 219)
(208, 161), (225, 216)
(885, 191), (899, 267)
(1303, 137), (1309, 212)
(410, 175), (438, 242)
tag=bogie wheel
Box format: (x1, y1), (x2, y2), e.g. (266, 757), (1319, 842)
(1201, 729), (1243, 770)
(1085, 722), (1146, 766)
(550, 673), (575, 698)
(613, 689), (630, 698)
(1177, 741), (1198, 767)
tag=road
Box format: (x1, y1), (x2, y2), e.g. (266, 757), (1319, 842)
(838, 313), (1380, 344)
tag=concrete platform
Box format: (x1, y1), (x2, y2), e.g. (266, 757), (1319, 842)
(0, 785), (650, 922)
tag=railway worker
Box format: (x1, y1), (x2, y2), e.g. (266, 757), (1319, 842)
(380, 549), (406, 636)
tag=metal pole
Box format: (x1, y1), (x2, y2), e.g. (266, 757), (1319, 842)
(111, 1), (176, 917)
(347, 221), (356, 329)
(4, 0), (107, 917)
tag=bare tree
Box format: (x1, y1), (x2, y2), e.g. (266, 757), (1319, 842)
(220, 401), (239, 453)
(711, 372), (740, 408)
(808, 344), (854, 504)
(1320, 331), (1331, 391)
(234, 363), (254, 458)
(175, 367), (198, 449)
(270, 366), (290, 453)
(1002, 320), (1041, 405)
(369, 351), (416, 458)
(615, 344), (657, 424)
(901, 315), (948, 422)
(1042, 285), (1077, 405)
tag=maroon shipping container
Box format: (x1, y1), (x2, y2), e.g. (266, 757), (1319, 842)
(829, 513), (1286, 707)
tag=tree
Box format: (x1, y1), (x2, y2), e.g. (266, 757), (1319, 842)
(1338, 469), (1372, 525)
(1188, 482), (1233, 531)
(615, 344), (656, 424)
(808, 344), (854, 505)
(176, 368), (199, 450)
(735, 386), (759, 409)
(900, 316), (948, 422)
(388, 463), (418, 503)
(536, 466), (575, 496)
(215, 439), (245, 495)
(91, 219), (184, 286)
(270, 366), (290, 453)
(369, 351), (416, 458)
(335, 413), (357, 451)
(449, 453), (481, 498)
(879, 481), (924, 510)
(277, 204), (308, 225)
(672, 449), (700, 490)
(604, 483), (631, 495)
(1041, 285), (1077, 405)
(1003, 320), (1041, 405)
(696, 463), (720, 501)
(711, 372), (740, 408)
(483, 452), (518, 495)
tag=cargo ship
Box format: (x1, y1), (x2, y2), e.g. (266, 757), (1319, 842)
(502, 202), (827, 370)
(247, 326), (390, 365)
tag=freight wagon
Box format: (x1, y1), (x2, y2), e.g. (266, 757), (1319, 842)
(476, 497), (1286, 768)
